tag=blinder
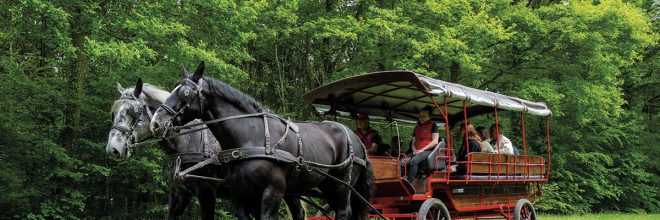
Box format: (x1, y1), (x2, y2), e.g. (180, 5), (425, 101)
(159, 78), (206, 129)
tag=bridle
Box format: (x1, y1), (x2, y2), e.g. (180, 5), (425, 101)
(159, 78), (206, 132)
(111, 95), (154, 146)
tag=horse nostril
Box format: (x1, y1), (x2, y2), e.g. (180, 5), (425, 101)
(113, 148), (120, 155)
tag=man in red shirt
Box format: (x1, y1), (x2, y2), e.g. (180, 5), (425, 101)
(401, 107), (440, 183)
(354, 114), (382, 156)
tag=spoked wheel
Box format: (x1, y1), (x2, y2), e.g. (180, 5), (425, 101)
(418, 198), (451, 220)
(513, 198), (536, 220)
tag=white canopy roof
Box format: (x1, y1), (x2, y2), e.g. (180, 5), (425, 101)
(303, 71), (552, 123)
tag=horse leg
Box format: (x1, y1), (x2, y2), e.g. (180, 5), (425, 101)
(167, 188), (193, 220)
(196, 184), (216, 220)
(260, 183), (285, 220)
(321, 184), (352, 220)
(350, 162), (374, 220)
(232, 202), (251, 220)
(284, 196), (305, 220)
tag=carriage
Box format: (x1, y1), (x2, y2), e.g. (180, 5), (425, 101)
(303, 71), (552, 220)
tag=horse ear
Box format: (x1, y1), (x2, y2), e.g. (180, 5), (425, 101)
(182, 66), (190, 79)
(134, 78), (143, 98)
(117, 82), (125, 93)
(192, 61), (205, 82)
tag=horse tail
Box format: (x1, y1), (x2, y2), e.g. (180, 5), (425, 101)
(351, 156), (374, 220)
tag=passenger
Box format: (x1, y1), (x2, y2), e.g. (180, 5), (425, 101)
(456, 123), (481, 175)
(354, 114), (382, 156)
(489, 124), (514, 155)
(401, 106), (440, 183)
(476, 126), (496, 153)
(457, 123), (482, 161)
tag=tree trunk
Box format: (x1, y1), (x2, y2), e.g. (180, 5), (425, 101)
(61, 7), (87, 152)
(449, 61), (460, 83)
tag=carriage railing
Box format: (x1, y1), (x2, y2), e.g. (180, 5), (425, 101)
(458, 154), (546, 181)
(422, 153), (548, 183)
(427, 96), (551, 184)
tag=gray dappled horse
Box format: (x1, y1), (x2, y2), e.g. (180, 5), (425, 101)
(150, 62), (374, 220)
(107, 79), (221, 220)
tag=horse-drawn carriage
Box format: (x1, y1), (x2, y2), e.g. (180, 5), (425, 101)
(303, 71), (551, 220)
(108, 63), (550, 220)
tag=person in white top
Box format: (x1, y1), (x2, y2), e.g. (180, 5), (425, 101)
(489, 124), (514, 155)
(476, 126), (496, 153)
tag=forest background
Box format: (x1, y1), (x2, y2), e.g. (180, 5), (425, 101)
(0, 0), (658, 219)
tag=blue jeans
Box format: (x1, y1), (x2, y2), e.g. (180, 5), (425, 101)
(400, 150), (432, 183)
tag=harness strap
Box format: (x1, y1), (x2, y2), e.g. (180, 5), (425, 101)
(338, 123), (355, 183)
(264, 114), (272, 154)
(145, 105), (154, 121)
(160, 103), (178, 116)
(217, 147), (299, 164)
(167, 152), (223, 165)
(112, 125), (131, 134)
(273, 121), (290, 149)
(170, 112), (268, 132)
(296, 131), (303, 158)
(215, 147), (364, 169)
(176, 156), (218, 179)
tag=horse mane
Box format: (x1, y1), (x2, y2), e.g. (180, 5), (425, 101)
(204, 77), (264, 113)
(111, 83), (170, 113)
(141, 83), (170, 103)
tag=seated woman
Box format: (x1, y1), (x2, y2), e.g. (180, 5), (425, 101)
(476, 126), (496, 153)
(456, 123), (481, 174)
(400, 107), (439, 184)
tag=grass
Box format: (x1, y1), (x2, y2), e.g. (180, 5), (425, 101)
(538, 213), (660, 220)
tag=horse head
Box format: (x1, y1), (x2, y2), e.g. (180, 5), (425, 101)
(151, 62), (209, 137)
(108, 79), (151, 159)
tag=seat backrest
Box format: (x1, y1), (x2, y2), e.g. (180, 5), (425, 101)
(426, 138), (449, 170)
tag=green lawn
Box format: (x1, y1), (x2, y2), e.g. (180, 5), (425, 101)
(539, 213), (660, 220)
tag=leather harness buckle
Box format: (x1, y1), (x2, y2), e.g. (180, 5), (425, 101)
(231, 150), (242, 158)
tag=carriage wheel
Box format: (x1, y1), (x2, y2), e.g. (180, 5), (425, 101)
(418, 198), (451, 220)
(513, 199), (536, 220)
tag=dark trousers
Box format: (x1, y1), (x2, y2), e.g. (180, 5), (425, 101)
(400, 150), (432, 182)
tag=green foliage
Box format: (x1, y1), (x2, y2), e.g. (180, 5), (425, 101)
(0, 0), (657, 218)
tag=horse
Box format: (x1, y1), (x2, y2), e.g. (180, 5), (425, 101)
(150, 62), (374, 220)
(106, 79), (307, 220)
(106, 79), (221, 220)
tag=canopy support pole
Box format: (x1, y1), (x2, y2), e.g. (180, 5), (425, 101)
(546, 117), (551, 180)
(431, 96), (452, 180)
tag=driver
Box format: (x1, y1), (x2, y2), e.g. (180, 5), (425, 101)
(354, 113), (382, 156)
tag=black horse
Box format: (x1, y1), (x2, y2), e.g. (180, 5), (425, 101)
(150, 62), (374, 220)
